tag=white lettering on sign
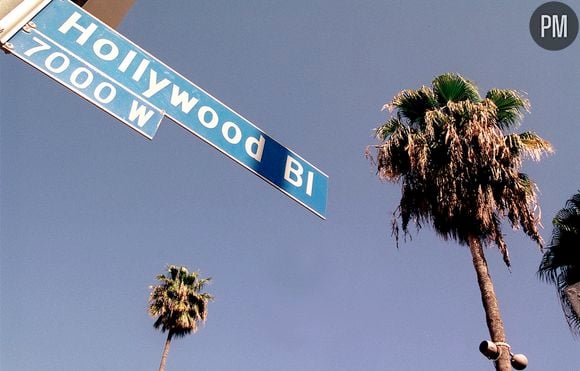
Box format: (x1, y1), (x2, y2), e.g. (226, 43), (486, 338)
(284, 155), (314, 196)
(118, 50), (136, 72)
(197, 106), (219, 129)
(132, 59), (150, 81)
(142, 69), (170, 98)
(94, 82), (116, 104)
(56, 11), (272, 166)
(53, 9), (323, 205)
(45, 51), (69, 73)
(57, 11), (97, 45)
(170, 85), (199, 114)
(129, 100), (157, 128)
(245, 135), (265, 162)
(222, 121), (242, 144)
(23, 36), (159, 130)
(70, 67), (93, 89)
(93, 38), (119, 61)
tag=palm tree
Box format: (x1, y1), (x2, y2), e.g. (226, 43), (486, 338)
(367, 73), (552, 370)
(148, 265), (214, 371)
(538, 191), (580, 336)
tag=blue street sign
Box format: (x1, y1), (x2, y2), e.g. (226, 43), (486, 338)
(7, 0), (329, 218)
(7, 25), (163, 139)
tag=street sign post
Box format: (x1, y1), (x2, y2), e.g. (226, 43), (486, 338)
(1, 0), (328, 218)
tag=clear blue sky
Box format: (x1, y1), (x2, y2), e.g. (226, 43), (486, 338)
(1, 1), (579, 370)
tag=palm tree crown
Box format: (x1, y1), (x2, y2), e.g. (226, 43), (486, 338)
(539, 192), (580, 335)
(149, 265), (213, 337)
(369, 73), (553, 266)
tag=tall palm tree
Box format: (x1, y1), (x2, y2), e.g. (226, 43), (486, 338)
(538, 191), (580, 336)
(149, 265), (214, 371)
(367, 73), (552, 370)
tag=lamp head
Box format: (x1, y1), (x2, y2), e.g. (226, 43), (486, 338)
(479, 340), (500, 360)
(511, 353), (528, 370)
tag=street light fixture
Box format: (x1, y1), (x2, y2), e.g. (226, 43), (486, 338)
(479, 340), (528, 370)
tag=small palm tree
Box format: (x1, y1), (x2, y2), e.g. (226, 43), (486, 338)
(368, 73), (552, 370)
(539, 191), (580, 336)
(149, 265), (214, 371)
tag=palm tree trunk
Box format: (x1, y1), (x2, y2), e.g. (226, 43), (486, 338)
(468, 236), (511, 371)
(158, 331), (173, 371)
(565, 282), (580, 320)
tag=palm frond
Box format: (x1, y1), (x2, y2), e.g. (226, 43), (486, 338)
(517, 131), (554, 161)
(485, 89), (530, 130)
(389, 87), (438, 126)
(375, 117), (403, 141)
(432, 73), (480, 106)
(504, 132), (553, 161)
